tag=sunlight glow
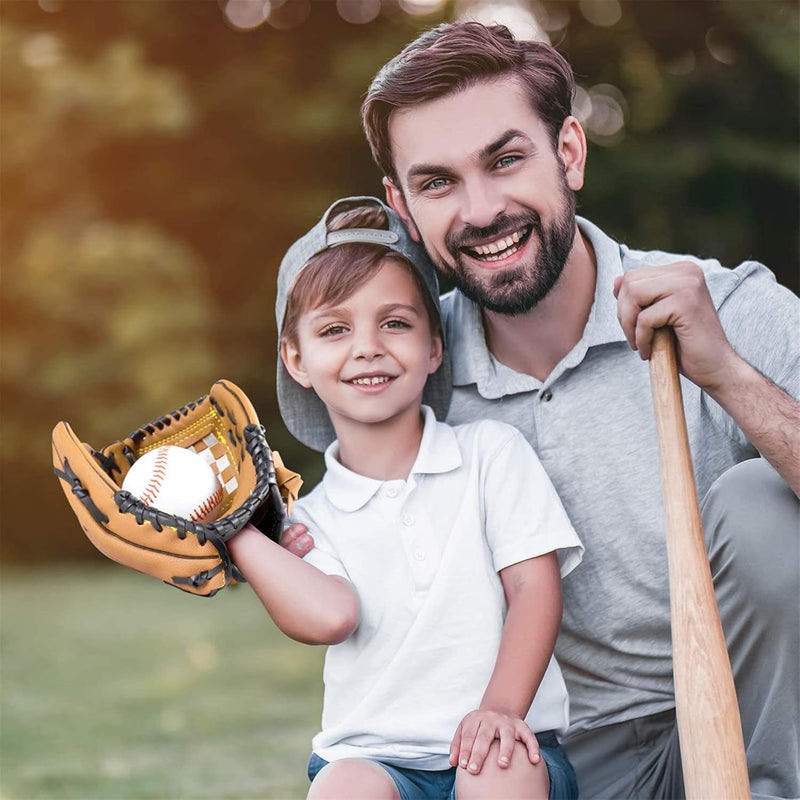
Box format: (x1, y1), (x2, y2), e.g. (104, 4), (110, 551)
(336, 0), (381, 25)
(455, 0), (548, 42)
(224, 0), (271, 31)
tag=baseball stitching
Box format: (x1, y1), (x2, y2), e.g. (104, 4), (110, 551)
(138, 446), (169, 506)
(190, 487), (224, 522)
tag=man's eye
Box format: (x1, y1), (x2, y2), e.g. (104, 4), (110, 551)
(423, 177), (450, 192)
(495, 155), (520, 169)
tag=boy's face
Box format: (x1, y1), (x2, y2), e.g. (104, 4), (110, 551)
(281, 258), (442, 437)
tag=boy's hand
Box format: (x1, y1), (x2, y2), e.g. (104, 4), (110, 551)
(279, 522), (314, 557)
(449, 708), (540, 774)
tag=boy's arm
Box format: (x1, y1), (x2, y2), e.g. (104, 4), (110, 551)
(229, 523), (359, 646)
(450, 551), (562, 774)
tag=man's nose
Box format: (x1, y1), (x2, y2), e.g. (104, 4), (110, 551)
(461, 178), (506, 230)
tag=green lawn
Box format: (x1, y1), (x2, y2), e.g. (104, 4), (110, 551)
(1, 565), (326, 799)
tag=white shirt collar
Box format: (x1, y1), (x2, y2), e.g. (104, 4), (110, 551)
(322, 406), (462, 512)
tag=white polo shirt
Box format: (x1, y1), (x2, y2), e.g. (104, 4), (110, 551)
(292, 406), (584, 769)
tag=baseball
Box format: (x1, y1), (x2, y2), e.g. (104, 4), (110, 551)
(121, 445), (224, 524)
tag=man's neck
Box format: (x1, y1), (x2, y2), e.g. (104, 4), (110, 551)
(333, 406), (425, 481)
(482, 228), (597, 381)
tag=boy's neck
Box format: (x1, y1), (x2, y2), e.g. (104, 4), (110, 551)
(334, 406), (426, 481)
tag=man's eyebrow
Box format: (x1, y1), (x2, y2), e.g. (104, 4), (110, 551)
(479, 129), (535, 161)
(406, 162), (452, 183)
(405, 129), (536, 184)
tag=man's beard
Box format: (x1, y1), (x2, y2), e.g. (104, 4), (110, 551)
(433, 184), (577, 316)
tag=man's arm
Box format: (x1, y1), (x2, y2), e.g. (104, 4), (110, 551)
(449, 551), (562, 773)
(229, 524), (358, 645)
(614, 262), (800, 494)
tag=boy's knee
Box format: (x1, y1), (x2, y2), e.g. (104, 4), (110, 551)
(456, 741), (549, 799)
(308, 759), (399, 800)
(702, 458), (799, 613)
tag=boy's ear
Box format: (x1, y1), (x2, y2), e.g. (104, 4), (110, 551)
(383, 177), (420, 242)
(280, 339), (313, 389)
(428, 332), (444, 375)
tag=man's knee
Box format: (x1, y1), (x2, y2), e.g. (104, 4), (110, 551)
(701, 458), (799, 613)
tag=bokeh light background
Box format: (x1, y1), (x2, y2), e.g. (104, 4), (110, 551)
(1, 1), (797, 797)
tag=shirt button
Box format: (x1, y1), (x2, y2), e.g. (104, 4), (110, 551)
(403, 515), (415, 527)
(386, 486), (398, 498)
(541, 389), (553, 402)
(413, 549), (426, 561)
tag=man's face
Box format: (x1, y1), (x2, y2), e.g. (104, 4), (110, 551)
(385, 77), (584, 315)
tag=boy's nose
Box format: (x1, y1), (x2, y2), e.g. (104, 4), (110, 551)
(351, 330), (384, 360)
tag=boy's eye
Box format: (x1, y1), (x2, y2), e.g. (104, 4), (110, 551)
(320, 324), (348, 337)
(382, 318), (411, 330)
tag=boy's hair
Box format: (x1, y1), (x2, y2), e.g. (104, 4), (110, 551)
(361, 22), (576, 184)
(281, 202), (442, 345)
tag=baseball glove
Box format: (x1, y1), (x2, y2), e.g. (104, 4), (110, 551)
(52, 379), (302, 596)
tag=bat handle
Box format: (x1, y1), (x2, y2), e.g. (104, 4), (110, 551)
(649, 328), (750, 799)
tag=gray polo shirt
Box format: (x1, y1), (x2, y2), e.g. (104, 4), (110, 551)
(442, 217), (800, 734)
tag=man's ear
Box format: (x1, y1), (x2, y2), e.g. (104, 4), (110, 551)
(558, 116), (587, 192)
(428, 332), (444, 375)
(280, 339), (312, 389)
(383, 177), (420, 242)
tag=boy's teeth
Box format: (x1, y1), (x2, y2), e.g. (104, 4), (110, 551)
(352, 376), (390, 385)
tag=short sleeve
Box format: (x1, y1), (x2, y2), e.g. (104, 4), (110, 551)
(289, 499), (350, 580)
(481, 425), (584, 577)
(708, 262), (800, 442)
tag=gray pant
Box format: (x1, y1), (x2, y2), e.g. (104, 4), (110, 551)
(564, 458), (800, 800)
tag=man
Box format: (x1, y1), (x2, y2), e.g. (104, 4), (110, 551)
(284, 21), (799, 800)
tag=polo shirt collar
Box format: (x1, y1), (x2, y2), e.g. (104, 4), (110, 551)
(322, 406), (462, 512)
(449, 216), (627, 397)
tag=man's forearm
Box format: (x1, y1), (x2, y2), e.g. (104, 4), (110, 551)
(709, 357), (800, 495)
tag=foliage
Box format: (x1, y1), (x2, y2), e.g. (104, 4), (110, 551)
(0, 0), (797, 561)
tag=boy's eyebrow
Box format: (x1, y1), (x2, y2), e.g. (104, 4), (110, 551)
(307, 302), (422, 320)
(405, 128), (535, 184)
(377, 302), (423, 315)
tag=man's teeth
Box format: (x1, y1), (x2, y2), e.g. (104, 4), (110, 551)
(472, 230), (523, 256)
(351, 376), (391, 385)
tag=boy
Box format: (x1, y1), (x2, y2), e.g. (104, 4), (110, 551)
(229, 196), (583, 800)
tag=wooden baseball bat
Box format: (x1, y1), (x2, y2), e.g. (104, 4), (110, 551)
(648, 327), (749, 799)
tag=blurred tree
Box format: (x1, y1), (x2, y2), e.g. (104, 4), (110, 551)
(0, 0), (796, 562)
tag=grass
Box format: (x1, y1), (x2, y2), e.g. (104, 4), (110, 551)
(0, 564), (326, 799)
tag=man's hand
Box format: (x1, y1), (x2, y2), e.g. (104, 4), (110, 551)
(614, 261), (738, 392)
(279, 522), (314, 558)
(449, 708), (540, 774)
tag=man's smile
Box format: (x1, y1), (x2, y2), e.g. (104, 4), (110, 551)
(461, 224), (533, 263)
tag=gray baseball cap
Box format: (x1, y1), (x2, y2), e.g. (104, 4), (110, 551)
(275, 196), (452, 452)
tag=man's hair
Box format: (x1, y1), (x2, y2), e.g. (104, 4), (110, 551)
(281, 202), (441, 345)
(362, 22), (576, 184)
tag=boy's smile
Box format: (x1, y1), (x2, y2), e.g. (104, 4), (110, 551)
(282, 258), (442, 440)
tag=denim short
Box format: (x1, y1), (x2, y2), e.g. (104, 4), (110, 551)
(307, 731), (578, 799)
